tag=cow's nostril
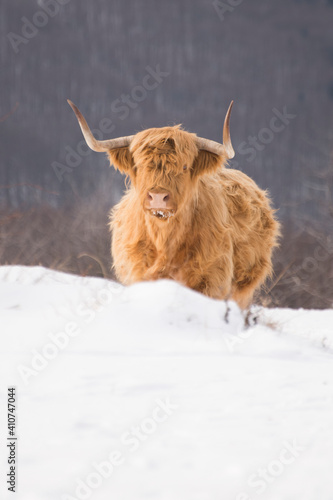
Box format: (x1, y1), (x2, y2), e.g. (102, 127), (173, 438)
(163, 194), (170, 202)
(147, 193), (153, 200)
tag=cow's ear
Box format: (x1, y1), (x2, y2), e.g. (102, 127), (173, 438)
(191, 150), (226, 178)
(107, 148), (135, 175)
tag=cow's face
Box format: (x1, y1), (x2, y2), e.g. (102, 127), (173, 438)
(108, 126), (224, 222)
(132, 127), (198, 221)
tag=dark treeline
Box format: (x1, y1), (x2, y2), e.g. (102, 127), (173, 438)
(0, 0), (333, 231)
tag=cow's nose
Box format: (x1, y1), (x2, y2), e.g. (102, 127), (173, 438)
(147, 191), (171, 209)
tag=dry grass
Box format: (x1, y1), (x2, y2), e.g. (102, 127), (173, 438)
(258, 224), (333, 309)
(0, 201), (114, 280)
(1, 203), (332, 309)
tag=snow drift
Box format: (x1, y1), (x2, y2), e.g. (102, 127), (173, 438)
(0, 266), (332, 500)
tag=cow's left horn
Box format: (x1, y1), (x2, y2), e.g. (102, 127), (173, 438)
(67, 100), (134, 152)
(196, 101), (235, 159)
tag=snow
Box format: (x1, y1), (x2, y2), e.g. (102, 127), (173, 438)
(0, 265), (332, 500)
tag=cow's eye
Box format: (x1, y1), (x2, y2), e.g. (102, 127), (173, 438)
(183, 165), (188, 171)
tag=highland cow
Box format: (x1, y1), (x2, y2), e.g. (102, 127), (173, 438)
(68, 100), (280, 309)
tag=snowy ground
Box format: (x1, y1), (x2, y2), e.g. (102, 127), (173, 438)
(0, 266), (333, 500)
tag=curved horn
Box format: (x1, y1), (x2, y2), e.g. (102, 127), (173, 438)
(67, 100), (134, 152)
(196, 101), (235, 159)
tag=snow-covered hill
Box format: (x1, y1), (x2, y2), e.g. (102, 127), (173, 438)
(0, 266), (332, 500)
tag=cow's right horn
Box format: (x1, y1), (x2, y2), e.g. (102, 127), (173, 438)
(67, 100), (134, 152)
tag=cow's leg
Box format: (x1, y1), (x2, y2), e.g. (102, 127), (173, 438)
(186, 264), (234, 301)
(231, 256), (272, 309)
(231, 285), (256, 309)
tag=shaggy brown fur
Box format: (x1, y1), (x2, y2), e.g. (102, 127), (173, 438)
(108, 125), (280, 309)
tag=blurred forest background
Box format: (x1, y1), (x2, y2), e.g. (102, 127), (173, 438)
(0, 0), (332, 308)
